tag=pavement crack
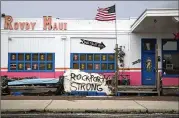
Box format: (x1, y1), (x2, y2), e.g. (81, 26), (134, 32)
(44, 100), (53, 112)
(133, 100), (148, 113)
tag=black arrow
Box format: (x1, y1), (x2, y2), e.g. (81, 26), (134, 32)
(80, 39), (106, 50)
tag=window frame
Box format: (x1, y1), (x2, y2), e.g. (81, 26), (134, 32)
(8, 53), (55, 72)
(161, 39), (179, 77)
(70, 53), (116, 73)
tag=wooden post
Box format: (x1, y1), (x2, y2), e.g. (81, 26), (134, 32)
(116, 44), (119, 96)
(155, 44), (160, 96)
(114, 44), (119, 96)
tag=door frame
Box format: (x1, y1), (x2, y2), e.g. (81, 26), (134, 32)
(141, 38), (157, 85)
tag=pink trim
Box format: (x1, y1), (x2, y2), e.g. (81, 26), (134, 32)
(1, 71), (178, 86)
(162, 77), (179, 86)
(100, 72), (141, 86)
(0, 72), (64, 78)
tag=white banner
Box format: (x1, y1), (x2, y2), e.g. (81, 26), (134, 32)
(63, 69), (112, 95)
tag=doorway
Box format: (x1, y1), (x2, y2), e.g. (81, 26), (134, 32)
(141, 38), (156, 85)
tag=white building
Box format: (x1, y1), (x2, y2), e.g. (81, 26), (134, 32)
(1, 8), (179, 87)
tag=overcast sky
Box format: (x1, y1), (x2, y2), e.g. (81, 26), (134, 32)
(1, 1), (178, 19)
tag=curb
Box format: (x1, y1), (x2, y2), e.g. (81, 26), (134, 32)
(1, 109), (178, 114)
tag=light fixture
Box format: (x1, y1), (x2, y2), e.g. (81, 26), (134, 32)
(8, 37), (12, 41)
(1, 13), (5, 17)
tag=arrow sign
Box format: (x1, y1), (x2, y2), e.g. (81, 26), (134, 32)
(80, 39), (106, 50)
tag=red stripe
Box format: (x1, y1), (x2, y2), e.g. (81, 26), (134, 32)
(95, 16), (116, 21)
(95, 7), (116, 21)
(95, 16), (116, 20)
(97, 11), (115, 16)
(96, 12), (116, 17)
(96, 14), (116, 18)
(95, 18), (116, 21)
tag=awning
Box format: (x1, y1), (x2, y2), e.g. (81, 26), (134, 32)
(131, 9), (179, 33)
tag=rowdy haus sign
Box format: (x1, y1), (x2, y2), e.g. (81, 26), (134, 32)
(63, 69), (112, 95)
(4, 16), (67, 30)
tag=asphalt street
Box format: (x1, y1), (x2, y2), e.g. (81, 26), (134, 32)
(1, 113), (179, 118)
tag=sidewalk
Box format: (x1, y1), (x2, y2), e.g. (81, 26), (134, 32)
(1, 100), (179, 113)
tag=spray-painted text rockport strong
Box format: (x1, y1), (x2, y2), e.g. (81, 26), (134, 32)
(70, 73), (105, 91)
(4, 16), (67, 30)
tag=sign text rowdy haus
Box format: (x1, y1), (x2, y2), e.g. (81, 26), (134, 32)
(4, 16), (67, 30)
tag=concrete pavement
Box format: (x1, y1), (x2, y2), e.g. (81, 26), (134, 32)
(1, 100), (179, 113)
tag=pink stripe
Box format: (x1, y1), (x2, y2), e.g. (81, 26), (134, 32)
(0, 72), (64, 78)
(162, 77), (179, 86)
(1, 71), (178, 86)
(99, 72), (141, 86)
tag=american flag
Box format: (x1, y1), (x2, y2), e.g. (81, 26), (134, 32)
(95, 5), (116, 21)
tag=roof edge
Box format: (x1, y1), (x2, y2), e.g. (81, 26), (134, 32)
(130, 8), (179, 31)
(130, 9), (147, 28)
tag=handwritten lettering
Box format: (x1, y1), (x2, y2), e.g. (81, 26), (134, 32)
(4, 15), (67, 30)
(70, 82), (103, 91)
(70, 73), (105, 84)
(63, 70), (112, 95)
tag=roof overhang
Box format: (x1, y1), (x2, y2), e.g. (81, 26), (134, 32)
(131, 9), (179, 33)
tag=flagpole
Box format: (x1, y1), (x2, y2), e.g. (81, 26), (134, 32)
(114, 4), (119, 96)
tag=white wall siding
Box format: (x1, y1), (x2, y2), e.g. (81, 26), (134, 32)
(1, 32), (9, 68)
(1, 17), (175, 70)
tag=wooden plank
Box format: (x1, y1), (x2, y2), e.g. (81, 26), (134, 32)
(155, 44), (161, 96)
(163, 86), (179, 89)
(117, 85), (156, 89)
(117, 91), (158, 93)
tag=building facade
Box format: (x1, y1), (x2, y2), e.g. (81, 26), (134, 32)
(1, 9), (179, 87)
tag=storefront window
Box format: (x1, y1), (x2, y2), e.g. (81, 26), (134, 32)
(71, 53), (115, 72)
(73, 54), (78, 61)
(108, 63), (115, 70)
(10, 63), (16, 70)
(25, 63), (31, 70)
(25, 53), (31, 61)
(80, 63), (86, 70)
(87, 54), (93, 61)
(8, 53), (55, 72)
(80, 54), (86, 61)
(162, 53), (179, 75)
(47, 63), (53, 70)
(87, 63), (93, 70)
(18, 63), (24, 70)
(101, 63), (107, 70)
(40, 53), (45, 61)
(73, 63), (79, 69)
(101, 54), (107, 61)
(94, 63), (100, 70)
(47, 53), (53, 61)
(39, 63), (46, 70)
(94, 54), (100, 61)
(10, 53), (16, 61)
(32, 53), (38, 61)
(162, 40), (179, 76)
(163, 41), (177, 51)
(108, 54), (115, 61)
(18, 53), (24, 61)
(32, 63), (38, 70)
